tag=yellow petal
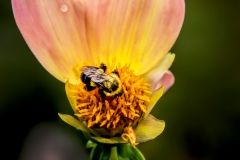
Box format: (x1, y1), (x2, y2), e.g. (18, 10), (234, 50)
(65, 79), (79, 112)
(145, 85), (165, 118)
(144, 53), (175, 92)
(135, 114), (165, 143)
(58, 113), (100, 136)
(85, 0), (185, 74)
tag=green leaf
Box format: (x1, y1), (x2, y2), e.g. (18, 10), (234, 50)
(135, 114), (165, 143)
(58, 113), (100, 136)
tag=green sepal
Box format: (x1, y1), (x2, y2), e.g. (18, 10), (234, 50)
(135, 114), (165, 143)
(90, 142), (106, 160)
(109, 147), (119, 160)
(58, 113), (100, 136)
(87, 140), (145, 160)
(91, 136), (127, 144)
(117, 143), (145, 160)
(86, 140), (97, 149)
(89, 141), (111, 160)
(83, 130), (126, 144)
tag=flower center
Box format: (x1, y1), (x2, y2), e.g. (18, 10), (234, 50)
(67, 64), (151, 137)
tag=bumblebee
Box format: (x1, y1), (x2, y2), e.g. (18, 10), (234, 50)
(80, 63), (123, 99)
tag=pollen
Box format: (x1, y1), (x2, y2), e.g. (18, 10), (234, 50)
(67, 64), (151, 138)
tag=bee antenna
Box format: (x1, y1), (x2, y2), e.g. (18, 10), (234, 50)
(100, 63), (107, 72)
(112, 69), (120, 77)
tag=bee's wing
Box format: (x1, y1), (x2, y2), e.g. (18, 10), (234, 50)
(91, 73), (106, 86)
(82, 67), (99, 76)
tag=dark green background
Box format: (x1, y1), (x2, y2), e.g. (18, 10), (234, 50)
(1, 0), (240, 159)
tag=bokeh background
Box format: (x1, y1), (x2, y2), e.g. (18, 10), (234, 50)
(1, 0), (240, 160)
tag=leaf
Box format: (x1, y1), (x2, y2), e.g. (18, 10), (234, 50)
(135, 114), (165, 143)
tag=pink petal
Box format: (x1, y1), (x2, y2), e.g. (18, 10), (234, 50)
(155, 70), (175, 93)
(144, 53), (175, 92)
(12, 0), (92, 82)
(13, 0), (185, 82)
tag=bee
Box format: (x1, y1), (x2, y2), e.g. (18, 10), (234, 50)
(80, 63), (123, 99)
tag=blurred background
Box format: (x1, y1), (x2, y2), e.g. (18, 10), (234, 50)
(1, 0), (240, 160)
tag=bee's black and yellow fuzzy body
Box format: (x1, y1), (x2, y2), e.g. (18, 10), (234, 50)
(80, 63), (123, 99)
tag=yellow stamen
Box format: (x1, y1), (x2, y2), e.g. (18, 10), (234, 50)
(122, 126), (139, 147)
(76, 103), (91, 108)
(67, 64), (151, 138)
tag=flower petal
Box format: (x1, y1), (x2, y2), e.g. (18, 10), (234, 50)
(155, 70), (175, 93)
(144, 53), (175, 92)
(135, 114), (165, 143)
(85, 0), (185, 74)
(13, 0), (185, 82)
(12, 0), (92, 82)
(145, 85), (165, 118)
(65, 79), (79, 112)
(58, 113), (100, 136)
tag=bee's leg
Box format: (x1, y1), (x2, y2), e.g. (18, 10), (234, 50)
(98, 88), (106, 100)
(84, 81), (97, 91)
(84, 85), (96, 91)
(100, 63), (107, 73)
(112, 69), (120, 77)
(113, 94), (119, 99)
(119, 88), (123, 97)
(113, 88), (123, 99)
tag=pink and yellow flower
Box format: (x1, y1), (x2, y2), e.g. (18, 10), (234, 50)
(13, 0), (185, 146)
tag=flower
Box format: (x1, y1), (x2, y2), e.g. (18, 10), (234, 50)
(13, 0), (185, 147)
